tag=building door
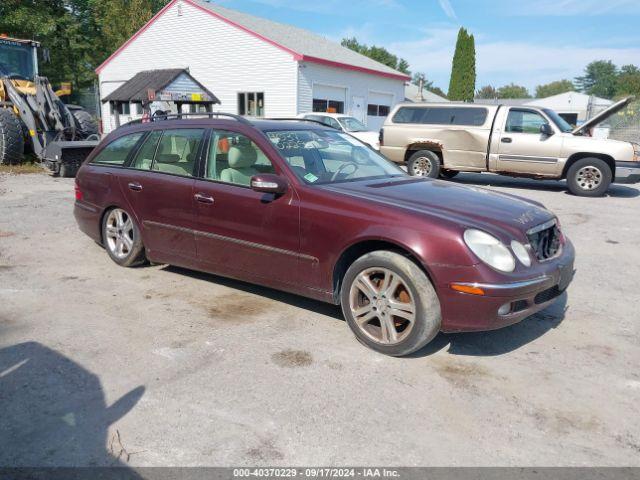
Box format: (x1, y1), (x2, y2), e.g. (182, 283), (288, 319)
(351, 96), (365, 123)
(312, 84), (347, 113)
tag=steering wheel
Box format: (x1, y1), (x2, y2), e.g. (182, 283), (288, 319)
(331, 162), (359, 182)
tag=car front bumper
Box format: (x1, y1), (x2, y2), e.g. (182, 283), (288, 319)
(615, 161), (640, 184)
(434, 239), (575, 333)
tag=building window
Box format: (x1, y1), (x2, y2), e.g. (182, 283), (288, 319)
(131, 103), (143, 115)
(313, 99), (344, 114)
(113, 102), (131, 115)
(367, 104), (390, 117)
(237, 92), (264, 116)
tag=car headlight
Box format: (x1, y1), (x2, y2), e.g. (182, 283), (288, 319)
(510, 240), (531, 267)
(463, 229), (516, 272)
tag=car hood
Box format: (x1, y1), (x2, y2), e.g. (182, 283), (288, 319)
(320, 177), (555, 238)
(572, 96), (633, 135)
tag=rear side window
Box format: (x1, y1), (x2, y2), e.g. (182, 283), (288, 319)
(392, 107), (487, 126)
(91, 133), (144, 166)
(130, 130), (162, 170)
(152, 129), (204, 177)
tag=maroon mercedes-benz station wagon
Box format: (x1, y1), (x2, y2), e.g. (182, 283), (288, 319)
(74, 114), (575, 356)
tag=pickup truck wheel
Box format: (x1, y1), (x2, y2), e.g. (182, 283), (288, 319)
(341, 250), (441, 356)
(566, 158), (612, 197)
(440, 169), (459, 179)
(408, 150), (441, 178)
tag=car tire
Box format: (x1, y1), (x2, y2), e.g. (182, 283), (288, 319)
(440, 169), (459, 179)
(340, 250), (441, 356)
(566, 157), (612, 197)
(0, 108), (25, 165)
(102, 208), (147, 267)
(407, 150), (441, 178)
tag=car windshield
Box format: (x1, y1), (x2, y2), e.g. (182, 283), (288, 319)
(338, 116), (367, 132)
(265, 129), (407, 185)
(543, 109), (573, 133)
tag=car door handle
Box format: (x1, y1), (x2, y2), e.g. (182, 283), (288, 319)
(501, 137), (512, 143)
(194, 193), (214, 204)
(128, 182), (143, 191)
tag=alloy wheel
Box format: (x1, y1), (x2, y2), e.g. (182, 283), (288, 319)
(349, 267), (417, 345)
(576, 166), (603, 191)
(105, 209), (135, 259)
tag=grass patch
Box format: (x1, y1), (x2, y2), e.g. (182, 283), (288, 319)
(0, 162), (45, 175)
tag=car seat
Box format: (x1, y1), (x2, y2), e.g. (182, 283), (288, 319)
(220, 146), (258, 185)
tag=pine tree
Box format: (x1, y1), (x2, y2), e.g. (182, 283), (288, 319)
(448, 28), (476, 102)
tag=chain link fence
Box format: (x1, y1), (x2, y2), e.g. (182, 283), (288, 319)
(608, 99), (640, 144)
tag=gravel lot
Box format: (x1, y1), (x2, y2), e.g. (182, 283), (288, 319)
(1, 171), (639, 467)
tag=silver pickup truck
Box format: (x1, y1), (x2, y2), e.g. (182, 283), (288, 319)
(380, 97), (639, 196)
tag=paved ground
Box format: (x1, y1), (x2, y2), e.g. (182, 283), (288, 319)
(1, 171), (639, 468)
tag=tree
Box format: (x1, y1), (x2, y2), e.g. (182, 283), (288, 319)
(575, 60), (618, 99)
(448, 27), (476, 102)
(475, 85), (498, 99)
(341, 37), (410, 74)
(616, 64), (640, 97)
(429, 86), (448, 99)
(535, 80), (575, 98)
(497, 83), (531, 98)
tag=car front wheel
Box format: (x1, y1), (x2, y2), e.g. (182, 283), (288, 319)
(566, 157), (612, 197)
(102, 208), (146, 267)
(341, 250), (441, 356)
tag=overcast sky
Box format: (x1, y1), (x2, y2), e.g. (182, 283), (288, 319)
(221, 0), (640, 94)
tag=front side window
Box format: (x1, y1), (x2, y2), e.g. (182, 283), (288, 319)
(91, 132), (144, 166)
(205, 131), (274, 186)
(266, 129), (406, 185)
(152, 129), (204, 176)
(543, 108), (573, 132)
(393, 106), (487, 126)
(505, 110), (548, 134)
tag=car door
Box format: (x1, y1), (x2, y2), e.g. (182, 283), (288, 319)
(117, 127), (205, 264)
(496, 108), (563, 175)
(192, 128), (302, 286)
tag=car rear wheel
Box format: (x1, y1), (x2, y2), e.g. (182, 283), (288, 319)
(340, 250), (441, 356)
(102, 208), (146, 267)
(566, 157), (612, 197)
(407, 150), (441, 178)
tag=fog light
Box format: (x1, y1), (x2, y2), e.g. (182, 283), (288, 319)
(498, 303), (511, 315)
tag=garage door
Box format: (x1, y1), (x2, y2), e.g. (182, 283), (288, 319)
(367, 91), (394, 130)
(313, 84), (346, 113)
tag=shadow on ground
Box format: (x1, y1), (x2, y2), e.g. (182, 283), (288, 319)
(450, 173), (639, 198)
(0, 342), (144, 469)
(164, 266), (568, 357)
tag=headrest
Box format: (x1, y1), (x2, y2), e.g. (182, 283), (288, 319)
(228, 146), (257, 168)
(156, 153), (180, 164)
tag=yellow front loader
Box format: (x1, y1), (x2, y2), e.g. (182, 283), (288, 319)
(0, 36), (99, 176)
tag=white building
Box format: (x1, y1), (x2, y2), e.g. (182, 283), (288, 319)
(96, 0), (409, 133)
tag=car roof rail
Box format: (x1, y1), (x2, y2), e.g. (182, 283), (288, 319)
(262, 117), (337, 128)
(125, 112), (253, 126)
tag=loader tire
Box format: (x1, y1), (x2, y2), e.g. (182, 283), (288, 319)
(72, 109), (99, 138)
(0, 108), (24, 165)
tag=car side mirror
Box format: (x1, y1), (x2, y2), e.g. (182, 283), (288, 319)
(250, 174), (288, 195)
(540, 123), (554, 136)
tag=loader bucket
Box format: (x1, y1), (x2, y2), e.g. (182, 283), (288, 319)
(42, 140), (99, 177)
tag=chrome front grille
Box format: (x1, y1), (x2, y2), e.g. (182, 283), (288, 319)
(527, 220), (561, 261)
